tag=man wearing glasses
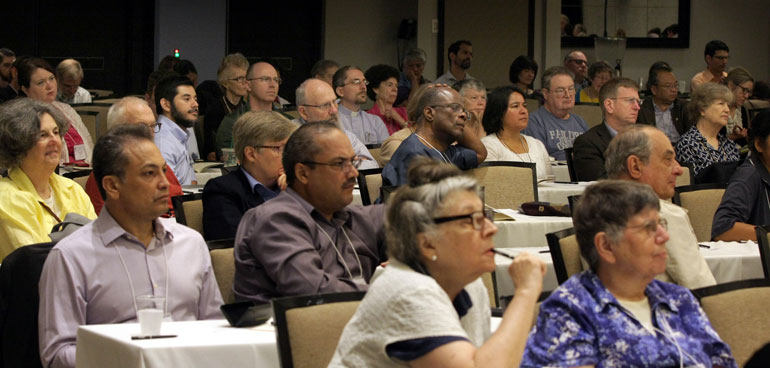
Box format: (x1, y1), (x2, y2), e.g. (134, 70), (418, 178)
(522, 66), (589, 161)
(233, 121), (386, 303)
(572, 78), (640, 181)
(637, 62), (690, 143)
(334, 65), (389, 145)
(216, 61), (293, 151)
(690, 40), (729, 92)
(564, 50), (589, 90)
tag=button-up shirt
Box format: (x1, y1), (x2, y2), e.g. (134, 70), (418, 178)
(653, 100), (681, 143)
(338, 105), (390, 145)
(154, 114), (197, 184)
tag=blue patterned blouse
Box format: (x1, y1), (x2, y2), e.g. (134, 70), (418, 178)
(675, 125), (739, 176)
(522, 271), (736, 368)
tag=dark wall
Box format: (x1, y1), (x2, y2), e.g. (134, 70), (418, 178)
(1, 1), (155, 96)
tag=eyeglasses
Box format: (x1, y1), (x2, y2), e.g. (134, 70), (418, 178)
(229, 76), (248, 83)
(736, 84), (753, 97)
(626, 218), (668, 236)
(149, 122), (162, 133)
(429, 103), (468, 115)
(610, 97), (642, 106)
(545, 87), (576, 97)
(656, 83), (678, 90)
(568, 59), (587, 66)
(247, 76), (282, 85)
(302, 100), (337, 111)
(256, 145), (284, 154)
(303, 156), (363, 172)
(343, 79), (369, 86)
(433, 210), (494, 231)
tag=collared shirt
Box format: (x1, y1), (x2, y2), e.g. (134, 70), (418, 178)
(0, 168), (96, 261)
(675, 125), (740, 176)
(522, 106), (589, 161)
(240, 167), (279, 201)
(523, 271), (736, 367)
(291, 117), (379, 169)
(653, 99), (681, 143)
(38, 208), (223, 368)
(233, 188), (386, 303)
(691, 69), (728, 92)
(712, 155), (770, 238)
(56, 86), (92, 104)
(382, 133), (478, 186)
(337, 105), (390, 145)
(604, 121), (618, 137)
(154, 114), (197, 185)
(434, 71), (472, 86)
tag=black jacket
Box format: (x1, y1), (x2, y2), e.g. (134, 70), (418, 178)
(202, 168), (270, 240)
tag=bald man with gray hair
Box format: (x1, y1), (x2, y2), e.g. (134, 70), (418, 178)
(56, 59), (92, 104)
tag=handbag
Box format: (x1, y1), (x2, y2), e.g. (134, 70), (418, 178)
(519, 201), (571, 217)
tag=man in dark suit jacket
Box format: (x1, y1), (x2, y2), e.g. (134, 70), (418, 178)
(636, 62), (691, 143)
(573, 77), (640, 181)
(202, 110), (297, 240)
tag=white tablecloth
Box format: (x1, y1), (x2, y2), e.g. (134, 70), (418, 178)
(195, 168), (222, 186)
(492, 209), (573, 248)
(493, 241), (763, 304)
(551, 164), (571, 182)
(537, 182), (591, 205)
(76, 320), (279, 368)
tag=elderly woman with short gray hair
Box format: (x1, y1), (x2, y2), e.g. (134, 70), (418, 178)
(523, 180), (735, 367)
(330, 157), (545, 368)
(0, 98), (96, 260)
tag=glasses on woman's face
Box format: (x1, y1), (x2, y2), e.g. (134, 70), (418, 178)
(433, 210), (494, 231)
(736, 84), (753, 97)
(229, 76), (248, 83)
(626, 218), (668, 237)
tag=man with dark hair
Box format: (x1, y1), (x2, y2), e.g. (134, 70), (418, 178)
(690, 40), (729, 91)
(637, 61), (690, 143)
(0, 48), (17, 102)
(382, 85), (486, 186)
(333, 66), (389, 144)
(232, 121), (386, 303)
(572, 77), (640, 181)
(153, 75), (199, 184)
(39, 124), (223, 368)
(311, 59), (339, 86)
(435, 40), (473, 85)
(173, 59), (198, 87)
(564, 50), (589, 90)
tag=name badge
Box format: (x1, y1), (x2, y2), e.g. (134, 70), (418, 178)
(74, 145), (87, 161)
(351, 275), (367, 287)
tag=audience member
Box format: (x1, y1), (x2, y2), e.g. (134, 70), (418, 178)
(153, 75), (199, 185)
(330, 157), (545, 367)
(572, 77), (640, 181)
(713, 110), (770, 242)
(201, 53), (249, 161)
(576, 60), (612, 103)
(84, 97), (183, 215)
(55, 59), (91, 104)
(0, 99), (95, 261)
(143, 69), (175, 117)
(379, 84), (432, 165)
(157, 54), (178, 72)
(233, 121), (386, 303)
(675, 83), (740, 176)
(310, 59), (339, 86)
(365, 64), (408, 135)
(453, 78), (487, 139)
(334, 66), (389, 144)
(217, 61), (290, 151)
(18, 57), (94, 165)
(637, 61), (690, 143)
(523, 180), (735, 366)
(690, 40), (729, 92)
(752, 80), (770, 102)
(508, 55), (542, 101)
(725, 66), (754, 143)
(481, 86), (552, 181)
(39, 124), (223, 368)
(173, 59), (198, 87)
(294, 78), (378, 169)
(435, 40), (473, 85)
(564, 50), (589, 90)
(396, 48), (428, 106)
(383, 85), (486, 186)
(0, 48), (17, 102)
(606, 124), (716, 288)
(522, 66), (588, 161)
(202, 111), (296, 240)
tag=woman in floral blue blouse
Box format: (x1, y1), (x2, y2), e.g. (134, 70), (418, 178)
(523, 180), (736, 367)
(675, 83), (740, 176)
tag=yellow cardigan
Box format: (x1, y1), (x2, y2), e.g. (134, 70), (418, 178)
(0, 168), (96, 260)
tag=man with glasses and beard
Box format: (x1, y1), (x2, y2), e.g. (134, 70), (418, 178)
(435, 40), (473, 85)
(154, 75), (200, 185)
(232, 121), (387, 303)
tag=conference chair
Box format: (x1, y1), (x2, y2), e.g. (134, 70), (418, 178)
(755, 226), (770, 279)
(72, 104), (110, 140)
(571, 103), (602, 129)
(672, 183), (726, 242)
(691, 279), (770, 366)
(546, 227), (583, 284)
(525, 98), (540, 113)
(62, 169), (92, 190)
(481, 271), (498, 308)
(567, 195), (580, 215)
(209, 245), (236, 304)
(75, 110), (99, 141)
(272, 291), (365, 368)
(172, 193), (205, 236)
(563, 147), (577, 182)
(470, 161), (537, 210)
(676, 161), (693, 187)
(356, 168), (383, 206)
(364, 143), (384, 167)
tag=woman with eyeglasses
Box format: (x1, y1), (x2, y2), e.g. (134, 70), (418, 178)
(0, 98), (96, 261)
(523, 180), (735, 367)
(725, 67), (754, 144)
(330, 157), (545, 368)
(365, 64), (408, 135)
(201, 53), (250, 161)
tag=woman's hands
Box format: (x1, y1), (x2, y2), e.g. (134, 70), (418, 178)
(507, 252), (546, 297)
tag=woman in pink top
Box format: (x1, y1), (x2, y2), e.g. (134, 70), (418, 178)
(365, 64), (408, 135)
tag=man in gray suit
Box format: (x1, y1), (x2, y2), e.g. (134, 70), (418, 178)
(637, 61), (690, 144)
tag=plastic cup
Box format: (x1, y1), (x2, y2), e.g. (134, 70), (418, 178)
(136, 295), (165, 337)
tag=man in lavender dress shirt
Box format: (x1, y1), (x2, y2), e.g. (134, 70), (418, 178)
(38, 124), (222, 368)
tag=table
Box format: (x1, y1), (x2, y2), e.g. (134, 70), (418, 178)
(537, 181), (591, 205)
(195, 168), (222, 185)
(492, 209), (573, 248)
(551, 163), (571, 182)
(76, 319), (279, 368)
(493, 241), (763, 303)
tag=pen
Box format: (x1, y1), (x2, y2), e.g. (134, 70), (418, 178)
(492, 249), (515, 260)
(698, 243), (711, 249)
(131, 334), (178, 340)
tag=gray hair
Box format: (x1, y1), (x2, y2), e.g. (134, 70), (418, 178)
(402, 48), (427, 66)
(452, 78), (486, 96)
(55, 59), (84, 81)
(605, 125), (655, 179)
(217, 53), (249, 85)
(541, 66), (574, 90)
(295, 78), (312, 106)
(386, 157), (480, 268)
(107, 96), (150, 129)
(573, 180), (660, 272)
(688, 83), (734, 123)
(234, 111), (297, 162)
(0, 98), (69, 169)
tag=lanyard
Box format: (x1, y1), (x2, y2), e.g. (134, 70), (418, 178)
(114, 234), (170, 318)
(315, 223), (365, 284)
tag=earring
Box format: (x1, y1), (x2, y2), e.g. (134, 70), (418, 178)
(431, 255), (438, 261)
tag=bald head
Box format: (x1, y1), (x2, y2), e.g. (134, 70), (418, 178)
(247, 62), (279, 105)
(107, 97), (158, 135)
(296, 78), (339, 123)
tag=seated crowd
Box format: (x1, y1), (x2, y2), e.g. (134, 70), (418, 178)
(2, 36), (768, 366)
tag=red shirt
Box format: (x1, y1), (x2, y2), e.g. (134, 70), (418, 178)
(367, 103), (408, 135)
(85, 166), (184, 216)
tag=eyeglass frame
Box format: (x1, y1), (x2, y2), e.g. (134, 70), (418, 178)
(301, 99), (338, 110)
(247, 76), (283, 85)
(149, 122), (162, 133)
(302, 155), (363, 172)
(429, 103), (468, 115)
(609, 97), (643, 106)
(625, 218), (668, 236)
(735, 84), (753, 97)
(343, 78), (369, 87)
(544, 86), (576, 97)
(228, 76), (248, 83)
(433, 209), (495, 231)
(254, 145), (285, 154)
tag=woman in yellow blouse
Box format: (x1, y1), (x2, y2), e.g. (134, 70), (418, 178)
(576, 61), (612, 104)
(0, 98), (96, 261)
